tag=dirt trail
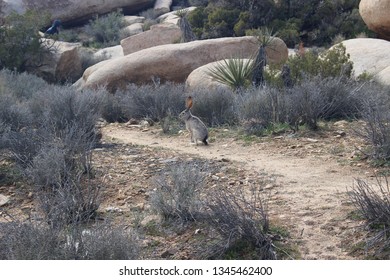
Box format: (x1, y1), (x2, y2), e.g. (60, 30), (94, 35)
(102, 125), (369, 259)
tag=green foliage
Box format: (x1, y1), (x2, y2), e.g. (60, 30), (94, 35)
(204, 7), (240, 38)
(285, 43), (353, 84)
(233, 11), (250, 36)
(84, 10), (127, 48)
(176, 9), (197, 42)
(187, 0), (371, 46)
(269, 18), (301, 48)
(0, 10), (51, 72)
(206, 58), (255, 90)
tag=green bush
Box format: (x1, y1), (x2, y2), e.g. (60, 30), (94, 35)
(0, 10), (51, 72)
(187, 7), (207, 38)
(205, 8), (240, 38)
(285, 43), (353, 84)
(84, 10), (127, 48)
(269, 18), (302, 48)
(233, 11), (250, 36)
(206, 58), (255, 90)
(187, 0), (370, 47)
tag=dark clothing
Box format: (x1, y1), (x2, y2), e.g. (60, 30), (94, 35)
(45, 20), (61, 35)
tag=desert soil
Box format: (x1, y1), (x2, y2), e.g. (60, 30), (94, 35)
(97, 120), (377, 260)
(0, 120), (378, 259)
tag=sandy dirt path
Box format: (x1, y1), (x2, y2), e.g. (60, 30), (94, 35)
(102, 125), (369, 259)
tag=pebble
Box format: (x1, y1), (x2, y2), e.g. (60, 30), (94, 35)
(0, 194), (10, 207)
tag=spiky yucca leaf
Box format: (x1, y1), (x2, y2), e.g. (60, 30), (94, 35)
(206, 58), (255, 90)
(175, 9), (196, 42)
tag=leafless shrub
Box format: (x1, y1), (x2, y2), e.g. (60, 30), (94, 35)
(189, 88), (238, 126)
(26, 137), (102, 227)
(116, 83), (184, 122)
(236, 87), (285, 134)
(0, 69), (48, 100)
(204, 186), (276, 259)
(350, 177), (390, 256)
(66, 222), (140, 260)
(285, 76), (361, 130)
(150, 162), (207, 223)
(0, 73), (107, 225)
(0, 222), (65, 260)
(0, 220), (139, 259)
(355, 84), (390, 161)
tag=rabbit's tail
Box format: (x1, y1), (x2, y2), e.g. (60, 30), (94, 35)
(202, 136), (208, 145)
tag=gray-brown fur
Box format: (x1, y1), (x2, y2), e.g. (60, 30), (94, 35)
(179, 96), (208, 145)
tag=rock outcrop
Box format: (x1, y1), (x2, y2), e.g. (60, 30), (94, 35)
(75, 36), (288, 92)
(185, 61), (234, 91)
(122, 22), (144, 37)
(157, 7), (197, 25)
(154, 0), (172, 16)
(2, 0), (154, 25)
(359, 0), (390, 40)
(35, 39), (83, 83)
(93, 45), (124, 60)
(121, 23), (182, 55)
(337, 38), (390, 86)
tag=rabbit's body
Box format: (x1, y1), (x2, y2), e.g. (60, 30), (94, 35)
(179, 96), (208, 145)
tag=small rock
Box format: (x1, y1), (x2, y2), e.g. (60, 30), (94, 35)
(130, 203), (145, 211)
(105, 206), (122, 213)
(0, 194), (10, 207)
(159, 158), (178, 164)
(212, 175), (220, 181)
(333, 120), (349, 127)
(334, 130), (346, 137)
(305, 138), (319, 143)
(161, 249), (175, 258)
(141, 214), (160, 227)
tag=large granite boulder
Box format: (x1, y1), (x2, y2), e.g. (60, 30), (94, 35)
(121, 22), (182, 55)
(93, 45), (124, 60)
(359, 0), (390, 40)
(154, 0), (172, 16)
(75, 36), (288, 92)
(2, 0), (154, 25)
(185, 61), (235, 91)
(122, 22), (144, 37)
(337, 38), (390, 86)
(35, 39), (83, 83)
(157, 7), (197, 25)
(376, 66), (390, 86)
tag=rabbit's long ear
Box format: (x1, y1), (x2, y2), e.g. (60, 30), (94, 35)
(186, 96), (193, 109)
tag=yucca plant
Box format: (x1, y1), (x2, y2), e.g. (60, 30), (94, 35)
(251, 27), (278, 87)
(175, 9), (196, 43)
(206, 58), (255, 91)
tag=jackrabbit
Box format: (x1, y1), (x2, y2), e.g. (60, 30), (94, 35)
(179, 96), (208, 145)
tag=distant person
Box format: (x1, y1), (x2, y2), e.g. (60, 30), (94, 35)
(45, 19), (61, 35)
